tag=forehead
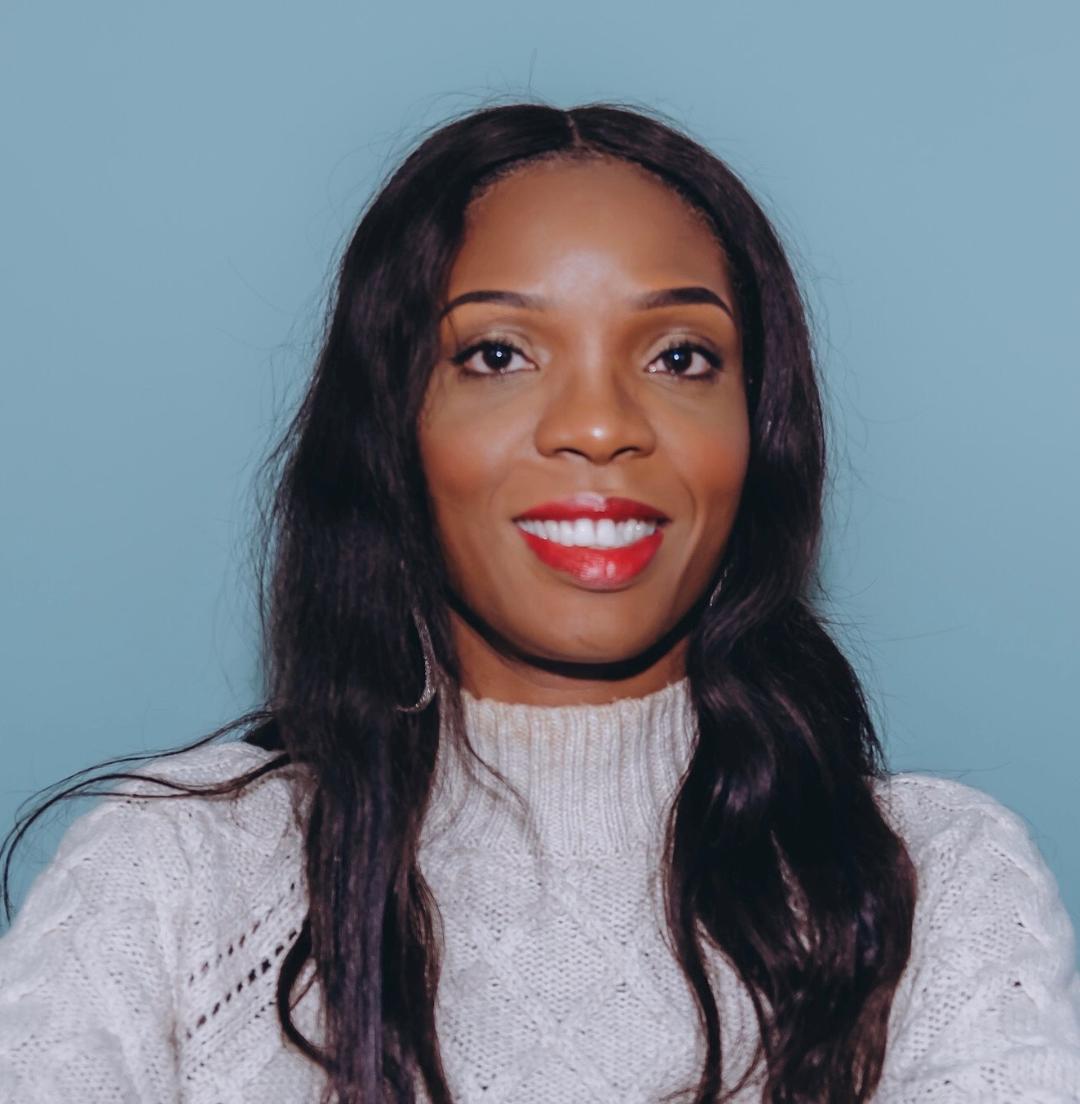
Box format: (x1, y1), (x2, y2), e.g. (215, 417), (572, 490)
(449, 157), (730, 295)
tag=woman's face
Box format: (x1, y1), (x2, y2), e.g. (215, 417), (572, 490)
(418, 157), (750, 704)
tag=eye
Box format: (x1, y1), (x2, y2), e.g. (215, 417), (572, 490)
(450, 337), (532, 377)
(647, 338), (722, 379)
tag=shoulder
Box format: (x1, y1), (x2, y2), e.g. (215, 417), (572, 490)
(868, 778), (1080, 1095)
(871, 771), (1079, 999)
(13, 742), (308, 931)
(108, 739), (308, 835)
(871, 770), (1060, 880)
(870, 771), (1069, 911)
(0, 743), (315, 1099)
(78, 739), (304, 841)
(871, 769), (1031, 835)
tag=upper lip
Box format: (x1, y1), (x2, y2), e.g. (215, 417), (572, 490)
(514, 493), (670, 523)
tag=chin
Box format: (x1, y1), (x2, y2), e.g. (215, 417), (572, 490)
(520, 629), (666, 670)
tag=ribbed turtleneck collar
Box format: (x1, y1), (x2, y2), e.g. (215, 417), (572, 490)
(420, 677), (698, 857)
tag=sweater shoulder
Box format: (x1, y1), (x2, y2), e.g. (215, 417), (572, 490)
(869, 774), (1080, 1095)
(870, 771), (1077, 961)
(100, 737), (303, 830)
(0, 743), (319, 1100)
(115, 737), (292, 791)
(870, 770), (1049, 863)
(13, 740), (309, 931)
(12, 739), (313, 992)
(105, 740), (310, 879)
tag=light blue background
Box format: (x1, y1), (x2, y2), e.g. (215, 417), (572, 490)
(2, 1), (1077, 951)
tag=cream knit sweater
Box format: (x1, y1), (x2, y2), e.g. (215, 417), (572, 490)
(1, 677), (1079, 1102)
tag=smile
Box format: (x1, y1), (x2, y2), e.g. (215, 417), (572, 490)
(515, 517), (659, 548)
(512, 493), (670, 589)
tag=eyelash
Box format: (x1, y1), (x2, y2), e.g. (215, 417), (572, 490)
(449, 334), (723, 380)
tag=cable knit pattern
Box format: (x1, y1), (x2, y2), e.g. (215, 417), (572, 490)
(1, 677), (1078, 1102)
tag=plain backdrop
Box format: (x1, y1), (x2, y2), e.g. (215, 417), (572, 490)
(1, 1), (1077, 953)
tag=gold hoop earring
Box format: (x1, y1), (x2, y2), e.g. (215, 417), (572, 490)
(707, 568), (728, 608)
(397, 607), (437, 713)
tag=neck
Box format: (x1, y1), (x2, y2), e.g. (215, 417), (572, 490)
(447, 602), (693, 706)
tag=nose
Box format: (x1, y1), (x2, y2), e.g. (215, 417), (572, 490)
(533, 365), (657, 465)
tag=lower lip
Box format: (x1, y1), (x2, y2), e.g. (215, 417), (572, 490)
(514, 525), (665, 590)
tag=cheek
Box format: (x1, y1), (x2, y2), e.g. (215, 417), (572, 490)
(419, 401), (515, 507)
(417, 397), (523, 568)
(674, 408), (751, 526)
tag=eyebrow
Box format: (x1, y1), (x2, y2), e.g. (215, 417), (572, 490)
(438, 286), (735, 322)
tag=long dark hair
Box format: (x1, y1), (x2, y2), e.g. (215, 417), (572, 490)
(2, 99), (917, 1103)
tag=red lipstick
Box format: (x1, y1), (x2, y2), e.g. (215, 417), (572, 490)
(513, 493), (669, 590)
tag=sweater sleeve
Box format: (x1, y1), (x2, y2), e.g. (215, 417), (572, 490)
(877, 776), (1080, 1103)
(0, 792), (189, 1103)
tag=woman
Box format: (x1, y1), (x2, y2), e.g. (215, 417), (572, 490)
(1, 101), (1078, 1104)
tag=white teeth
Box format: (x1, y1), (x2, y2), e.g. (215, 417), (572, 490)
(516, 517), (659, 548)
